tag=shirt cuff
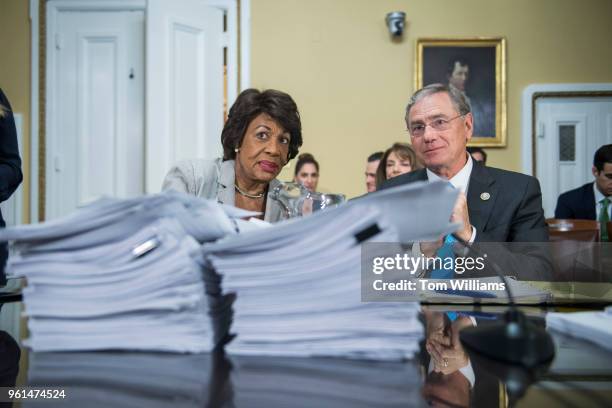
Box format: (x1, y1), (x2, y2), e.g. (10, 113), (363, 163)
(468, 226), (477, 243)
(459, 359), (476, 388)
(427, 358), (475, 388)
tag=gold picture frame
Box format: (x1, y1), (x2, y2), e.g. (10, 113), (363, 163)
(415, 37), (507, 147)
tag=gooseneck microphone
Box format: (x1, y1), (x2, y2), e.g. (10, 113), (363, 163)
(449, 233), (555, 368)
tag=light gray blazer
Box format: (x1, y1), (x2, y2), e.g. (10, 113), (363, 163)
(162, 158), (284, 222)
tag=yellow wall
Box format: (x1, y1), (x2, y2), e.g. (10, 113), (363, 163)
(0, 0), (31, 221)
(2, 0), (612, 205)
(251, 0), (612, 198)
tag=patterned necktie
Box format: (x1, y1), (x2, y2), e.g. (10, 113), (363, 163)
(600, 197), (610, 242)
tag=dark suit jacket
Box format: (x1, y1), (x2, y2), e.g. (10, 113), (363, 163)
(380, 161), (552, 280)
(0, 330), (20, 388)
(381, 161), (549, 242)
(0, 89), (24, 286)
(554, 182), (596, 220)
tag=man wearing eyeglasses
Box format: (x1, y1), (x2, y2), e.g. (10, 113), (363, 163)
(381, 83), (550, 280)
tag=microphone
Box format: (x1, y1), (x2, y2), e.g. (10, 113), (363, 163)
(449, 233), (555, 368)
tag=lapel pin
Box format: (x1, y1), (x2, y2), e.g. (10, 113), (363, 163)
(480, 192), (491, 201)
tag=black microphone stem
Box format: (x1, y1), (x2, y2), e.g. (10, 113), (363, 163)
(450, 233), (516, 309)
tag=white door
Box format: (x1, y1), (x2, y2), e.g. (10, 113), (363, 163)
(536, 97), (612, 217)
(146, 0), (224, 193)
(47, 10), (145, 219)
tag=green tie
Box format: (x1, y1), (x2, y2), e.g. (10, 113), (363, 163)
(600, 197), (610, 242)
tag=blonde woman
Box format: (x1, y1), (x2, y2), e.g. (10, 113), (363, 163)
(0, 89), (24, 287)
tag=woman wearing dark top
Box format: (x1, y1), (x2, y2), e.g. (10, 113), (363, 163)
(0, 89), (24, 287)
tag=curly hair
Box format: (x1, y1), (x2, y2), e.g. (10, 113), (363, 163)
(221, 89), (302, 161)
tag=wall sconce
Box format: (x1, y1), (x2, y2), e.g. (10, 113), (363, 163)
(385, 12), (406, 37)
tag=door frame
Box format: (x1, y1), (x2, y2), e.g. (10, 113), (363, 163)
(29, 0), (250, 221)
(521, 83), (612, 177)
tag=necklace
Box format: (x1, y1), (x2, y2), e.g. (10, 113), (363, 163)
(235, 183), (265, 199)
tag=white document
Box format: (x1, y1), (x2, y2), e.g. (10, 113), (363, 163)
(350, 180), (460, 242)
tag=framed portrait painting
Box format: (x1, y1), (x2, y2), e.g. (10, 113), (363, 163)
(415, 37), (506, 147)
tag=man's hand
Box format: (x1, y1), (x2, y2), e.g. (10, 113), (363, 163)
(427, 316), (472, 375)
(420, 238), (444, 258)
(451, 192), (472, 242)
(417, 192), (472, 258)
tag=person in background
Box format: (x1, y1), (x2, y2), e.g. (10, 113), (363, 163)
(375, 143), (420, 189)
(293, 153), (319, 191)
(365, 151), (383, 193)
(163, 88), (302, 223)
(555, 144), (612, 241)
(0, 89), (24, 287)
(365, 152), (384, 193)
(467, 146), (487, 165)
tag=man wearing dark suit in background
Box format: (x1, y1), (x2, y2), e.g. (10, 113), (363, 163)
(365, 151), (383, 193)
(381, 84), (551, 280)
(555, 144), (612, 241)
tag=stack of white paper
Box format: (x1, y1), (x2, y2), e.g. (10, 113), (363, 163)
(0, 193), (249, 353)
(202, 182), (459, 360)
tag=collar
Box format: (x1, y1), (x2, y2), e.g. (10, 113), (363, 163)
(218, 159), (235, 189)
(594, 182), (608, 204)
(217, 159), (236, 205)
(217, 159), (283, 222)
(426, 154), (474, 194)
(427, 358), (475, 388)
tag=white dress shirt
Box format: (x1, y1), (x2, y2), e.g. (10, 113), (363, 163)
(426, 154), (474, 195)
(594, 183), (611, 220)
(427, 357), (476, 388)
(426, 154), (477, 242)
(411, 154), (477, 265)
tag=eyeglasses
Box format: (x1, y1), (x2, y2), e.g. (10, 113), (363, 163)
(407, 114), (464, 137)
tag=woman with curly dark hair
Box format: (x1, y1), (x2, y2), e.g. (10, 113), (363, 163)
(163, 88), (302, 222)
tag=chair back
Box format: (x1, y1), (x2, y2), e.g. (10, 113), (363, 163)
(546, 219), (600, 242)
(546, 219), (602, 281)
